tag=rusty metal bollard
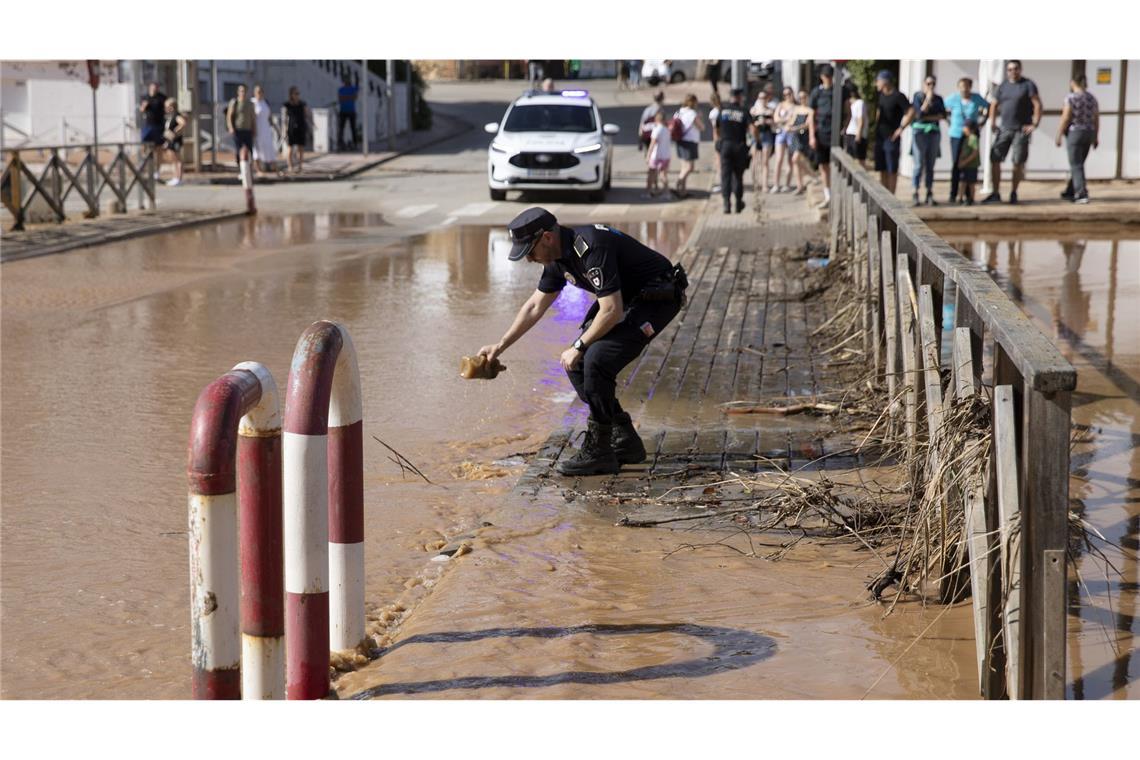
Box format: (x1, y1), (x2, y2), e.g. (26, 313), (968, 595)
(234, 362), (285, 699)
(283, 320), (364, 699)
(187, 362), (282, 699)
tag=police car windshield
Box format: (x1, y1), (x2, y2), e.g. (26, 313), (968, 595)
(503, 104), (597, 133)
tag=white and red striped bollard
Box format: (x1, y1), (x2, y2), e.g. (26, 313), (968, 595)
(284, 320), (364, 699)
(234, 361), (285, 699)
(188, 362), (280, 699)
(239, 145), (256, 215)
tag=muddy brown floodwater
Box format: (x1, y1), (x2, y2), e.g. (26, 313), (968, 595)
(939, 231), (1140, 699)
(3, 214), (1130, 699)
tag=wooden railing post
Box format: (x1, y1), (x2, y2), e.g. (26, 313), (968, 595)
(880, 231), (899, 407)
(1024, 387), (1071, 699)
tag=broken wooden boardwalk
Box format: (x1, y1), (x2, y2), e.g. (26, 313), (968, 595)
(515, 199), (872, 512)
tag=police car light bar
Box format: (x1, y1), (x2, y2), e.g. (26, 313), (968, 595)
(560, 90), (588, 98)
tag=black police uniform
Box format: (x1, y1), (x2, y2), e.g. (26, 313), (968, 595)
(535, 223), (683, 426)
(717, 99), (750, 211)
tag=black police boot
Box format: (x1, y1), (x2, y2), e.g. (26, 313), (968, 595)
(611, 412), (647, 464)
(556, 419), (620, 476)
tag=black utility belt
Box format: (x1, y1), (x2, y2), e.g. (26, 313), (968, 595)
(636, 263), (689, 302)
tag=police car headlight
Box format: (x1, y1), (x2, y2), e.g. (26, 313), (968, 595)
(491, 142), (511, 154)
(573, 143), (603, 154)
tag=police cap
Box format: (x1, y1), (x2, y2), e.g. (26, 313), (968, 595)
(506, 206), (557, 261)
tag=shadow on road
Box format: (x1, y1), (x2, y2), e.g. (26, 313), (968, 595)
(347, 622), (776, 698)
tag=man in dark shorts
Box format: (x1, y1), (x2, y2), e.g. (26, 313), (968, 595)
(138, 82), (167, 151)
(983, 60), (1042, 205)
(873, 70), (914, 194)
(808, 63), (836, 208)
(478, 208), (688, 476)
(225, 84), (255, 168)
(283, 86), (312, 173)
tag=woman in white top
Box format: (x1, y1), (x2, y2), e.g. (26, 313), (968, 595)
(673, 93), (705, 199)
(844, 89), (867, 163)
(644, 110), (672, 197)
(771, 87), (797, 192)
(750, 84), (776, 193)
(251, 85), (279, 174)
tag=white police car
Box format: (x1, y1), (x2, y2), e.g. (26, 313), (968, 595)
(484, 90), (619, 202)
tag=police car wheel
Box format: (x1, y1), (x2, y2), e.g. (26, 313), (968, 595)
(646, 76), (660, 86)
(489, 188), (507, 201)
(670, 72), (685, 84)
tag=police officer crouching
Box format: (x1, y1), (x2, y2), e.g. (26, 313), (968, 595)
(478, 208), (688, 476)
(716, 87), (754, 214)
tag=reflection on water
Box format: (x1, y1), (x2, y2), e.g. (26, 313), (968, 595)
(0, 214), (696, 699)
(938, 232), (1140, 699)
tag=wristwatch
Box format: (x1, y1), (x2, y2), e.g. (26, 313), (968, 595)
(572, 338), (586, 351)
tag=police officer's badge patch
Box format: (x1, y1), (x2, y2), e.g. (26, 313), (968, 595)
(586, 267), (604, 290)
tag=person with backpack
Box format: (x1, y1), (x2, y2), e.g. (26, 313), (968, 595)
(639, 91), (665, 152)
(672, 93), (705, 199)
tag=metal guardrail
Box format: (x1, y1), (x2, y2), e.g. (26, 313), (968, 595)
(831, 150), (1076, 700)
(2, 143), (156, 230)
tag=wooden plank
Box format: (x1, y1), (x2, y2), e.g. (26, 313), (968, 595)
(1042, 548), (1067, 700)
(867, 215), (882, 378)
(881, 231), (899, 405)
(730, 248), (771, 401)
(948, 328), (975, 403)
(1024, 388), (1070, 700)
(834, 165), (843, 255)
(681, 248), (741, 401)
(918, 285), (944, 441)
(897, 261), (918, 453)
(708, 250), (756, 399)
(954, 286), (985, 388)
(994, 384), (1022, 700)
(856, 197), (870, 357)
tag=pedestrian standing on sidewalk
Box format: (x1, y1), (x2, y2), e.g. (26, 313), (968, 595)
(716, 87), (753, 214)
(672, 94), (705, 199)
(139, 82), (167, 153)
(844, 86), (868, 163)
(910, 74), (947, 206)
(283, 86), (312, 174)
(639, 91), (665, 153)
(750, 84), (777, 193)
(628, 60), (642, 89)
(873, 70), (914, 194)
(160, 98), (186, 186)
(478, 208), (688, 476)
(1056, 74), (1099, 204)
(772, 86), (797, 193)
(809, 64), (836, 208)
(956, 121), (981, 204)
(337, 74), (359, 151)
(943, 78), (988, 204)
(789, 90), (815, 195)
(705, 60), (723, 99)
(251, 85), (278, 175)
(983, 60), (1041, 205)
(709, 92), (723, 192)
(225, 84), (256, 170)
(644, 111), (672, 198)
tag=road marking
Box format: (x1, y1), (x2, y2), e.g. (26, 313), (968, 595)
(451, 202), (498, 217)
(395, 204), (437, 218)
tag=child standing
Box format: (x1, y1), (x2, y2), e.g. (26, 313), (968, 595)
(644, 110), (672, 198)
(957, 121), (981, 204)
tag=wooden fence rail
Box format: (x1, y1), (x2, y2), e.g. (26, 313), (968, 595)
(1, 143), (157, 231)
(830, 151), (1076, 700)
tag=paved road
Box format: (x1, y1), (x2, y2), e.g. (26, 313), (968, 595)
(145, 79), (717, 240)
